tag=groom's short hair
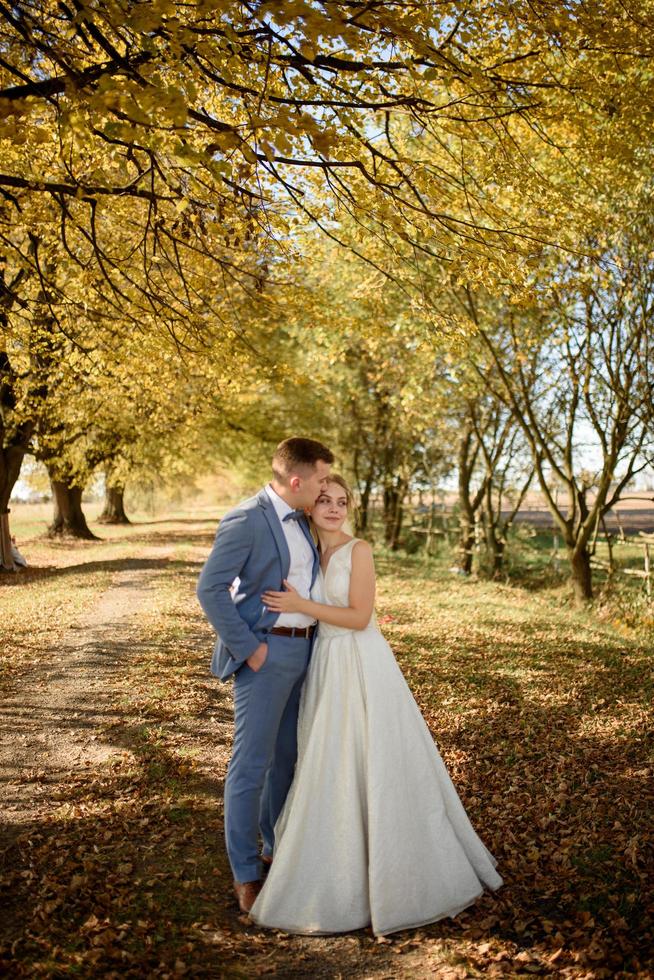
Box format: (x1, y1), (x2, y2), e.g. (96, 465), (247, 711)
(272, 437), (334, 481)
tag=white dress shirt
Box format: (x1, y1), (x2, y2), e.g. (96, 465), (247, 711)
(265, 485), (316, 628)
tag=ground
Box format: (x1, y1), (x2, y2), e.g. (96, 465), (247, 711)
(0, 505), (652, 978)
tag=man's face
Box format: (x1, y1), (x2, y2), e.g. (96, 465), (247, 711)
(293, 459), (332, 509)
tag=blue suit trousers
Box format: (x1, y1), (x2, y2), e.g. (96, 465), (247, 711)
(225, 632), (311, 883)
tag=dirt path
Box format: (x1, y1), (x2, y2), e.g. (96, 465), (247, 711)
(0, 546), (171, 825)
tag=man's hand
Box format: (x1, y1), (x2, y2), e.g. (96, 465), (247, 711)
(246, 642), (268, 672)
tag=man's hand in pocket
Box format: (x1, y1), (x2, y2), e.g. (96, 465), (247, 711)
(247, 642), (268, 672)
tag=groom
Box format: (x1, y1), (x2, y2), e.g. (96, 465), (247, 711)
(197, 436), (334, 912)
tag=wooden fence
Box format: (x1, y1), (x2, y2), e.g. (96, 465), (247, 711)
(409, 504), (653, 599)
(586, 533), (653, 600)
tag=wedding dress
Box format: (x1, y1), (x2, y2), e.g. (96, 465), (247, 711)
(250, 539), (502, 936)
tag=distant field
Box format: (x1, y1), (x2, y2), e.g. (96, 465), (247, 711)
(509, 506), (654, 535)
(427, 491), (654, 535)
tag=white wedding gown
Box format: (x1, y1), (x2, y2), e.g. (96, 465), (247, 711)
(251, 539), (502, 936)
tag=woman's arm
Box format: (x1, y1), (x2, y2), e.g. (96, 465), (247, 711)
(262, 540), (376, 631)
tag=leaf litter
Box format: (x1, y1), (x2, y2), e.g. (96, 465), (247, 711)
(0, 523), (652, 977)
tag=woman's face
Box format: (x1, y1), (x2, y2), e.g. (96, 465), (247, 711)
(311, 482), (349, 532)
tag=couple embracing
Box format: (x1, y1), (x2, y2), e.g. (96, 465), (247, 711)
(197, 437), (502, 937)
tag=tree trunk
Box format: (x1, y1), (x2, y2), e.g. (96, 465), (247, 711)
(458, 524), (475, 574)
(0, 511), (15, 571)
(49, 480), (98, 539)
(1, 468), (17, 572)
(483, 514), (505, 577)
(98, 484), (130, 524)
(425, 500), (436, 555)
(569, 546), (593, 603)
(0, 410), (34, 572)
(383, 478), (406, 550)
(356, 488), (369, 534)
(383, 485), (398, 546)
(389, 498), (404, 551)
(356, 467), (374, 535)
(0, 446), (32, 572)
(456, 423), (482, 575)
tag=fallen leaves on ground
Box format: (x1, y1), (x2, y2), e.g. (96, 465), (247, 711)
(0, 523), (652, 977)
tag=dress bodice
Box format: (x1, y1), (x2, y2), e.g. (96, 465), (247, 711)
(320, 538), (358, 607)
(317, 538), (376, 637)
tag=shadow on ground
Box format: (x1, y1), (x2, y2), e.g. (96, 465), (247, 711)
(0, 531), (652, 977)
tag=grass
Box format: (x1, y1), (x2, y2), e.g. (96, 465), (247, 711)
(401, 518), (654, 640)
(1, 504), (653, 977)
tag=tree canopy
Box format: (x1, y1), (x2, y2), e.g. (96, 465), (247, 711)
(2, 2), (653, 596)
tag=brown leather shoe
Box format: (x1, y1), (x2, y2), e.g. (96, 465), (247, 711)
(233, 879), (262, 914)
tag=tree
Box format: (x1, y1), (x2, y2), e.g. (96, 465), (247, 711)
(4, 0), (653, 315)
(267, 236), (456, 544)
(0, 170), (283, 549)
(4, 2), (654, 573)
(458, 229), (654, 602)
(0, 265), (43, 563)
(475, 411), (533, 579)
(97, 472), (130, 525)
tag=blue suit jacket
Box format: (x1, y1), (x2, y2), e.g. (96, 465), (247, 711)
(196, 489), (320, 681)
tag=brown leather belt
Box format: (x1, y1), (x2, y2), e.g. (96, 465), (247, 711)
(267, 625), (317, 639)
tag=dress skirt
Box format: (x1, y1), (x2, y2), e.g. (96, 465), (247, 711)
(250, 617), (502, 936)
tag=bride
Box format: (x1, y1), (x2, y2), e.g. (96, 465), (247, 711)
(250, 475), (502, 937)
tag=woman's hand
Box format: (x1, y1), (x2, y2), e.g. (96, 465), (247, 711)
(262, 581), (304, 614)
